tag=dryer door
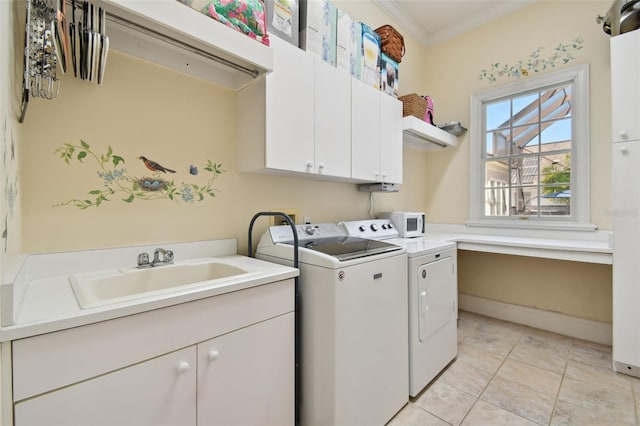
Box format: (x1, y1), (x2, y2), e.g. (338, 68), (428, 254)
(418, 257), (455, 342)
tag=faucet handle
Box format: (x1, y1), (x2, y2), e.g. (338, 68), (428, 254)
(165, 250), (174, 263)
(137, 252), (150, 268)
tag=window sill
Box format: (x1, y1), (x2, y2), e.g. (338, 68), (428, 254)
(465, 219), (598, 232)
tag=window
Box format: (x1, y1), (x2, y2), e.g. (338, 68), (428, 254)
(469, 64), (594, 230)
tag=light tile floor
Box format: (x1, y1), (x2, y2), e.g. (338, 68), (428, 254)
(389, 311), (639, 426)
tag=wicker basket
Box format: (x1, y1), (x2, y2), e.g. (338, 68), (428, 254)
(375, 25), (405, 63)
(398, 94), (427, 119)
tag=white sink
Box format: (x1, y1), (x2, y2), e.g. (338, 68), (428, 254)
(70, 258), (259, 309)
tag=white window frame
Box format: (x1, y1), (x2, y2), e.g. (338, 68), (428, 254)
(468, 63), (596, 231)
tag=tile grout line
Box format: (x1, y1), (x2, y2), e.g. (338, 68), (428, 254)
(458, 331), (521, 426)
(546, 338), (572, 425)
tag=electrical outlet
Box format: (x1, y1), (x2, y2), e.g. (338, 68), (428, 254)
(303, 216), (311, 224)
(269, 208), (299, 226)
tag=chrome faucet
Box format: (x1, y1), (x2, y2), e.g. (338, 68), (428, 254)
(152, 248), (174, 266)
(136, 248), (174, 268)
(137, 252), (151, 268)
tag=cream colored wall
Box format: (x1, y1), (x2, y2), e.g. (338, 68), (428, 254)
(459, 251), (612, 322)
(19, 1), (431, 256)
(419, 0), (613, 322)
(422, 0), (612, 229)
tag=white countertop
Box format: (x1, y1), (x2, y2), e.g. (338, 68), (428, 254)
(1, 240), (298, 342)
(422, 224), (612, 265)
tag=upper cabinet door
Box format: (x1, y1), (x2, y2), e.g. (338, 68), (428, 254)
(265, 37), (315, 172)
(315, 60), (351, 178)
(351, 78), (381, 181)
(612, 30), (640, 143)
(379, 94), (403, 184)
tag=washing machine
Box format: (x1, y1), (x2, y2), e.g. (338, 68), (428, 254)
(256, 223), (409, 426)
(340, 219), (458, 397)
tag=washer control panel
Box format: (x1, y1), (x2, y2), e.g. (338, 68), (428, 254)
(269, 223), (344, 243)
(339, 219), (398, 240)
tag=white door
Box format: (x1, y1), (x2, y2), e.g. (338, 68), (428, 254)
(265, 36), (315, 172)
(351, 77), (381, 181)
(197, 313), (294, 426)
(315, 59), (351, 178)
(379, 94), (403, 184)
(613, 141), (640, 369)
(611, 30), (640, 143)
(14, 347), (197, 426)
(418, 257), (455, 342)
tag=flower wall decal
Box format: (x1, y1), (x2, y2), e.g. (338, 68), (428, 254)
(54, 140), (224, 209)
(479, 38), (583, 83)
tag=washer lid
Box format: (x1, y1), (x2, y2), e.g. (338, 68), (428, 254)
(284, 236), (402, 261)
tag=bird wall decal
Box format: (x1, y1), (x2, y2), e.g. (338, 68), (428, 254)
(138, 156), (176, 174)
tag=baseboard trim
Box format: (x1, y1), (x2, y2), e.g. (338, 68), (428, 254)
(458, 294), (612, 345)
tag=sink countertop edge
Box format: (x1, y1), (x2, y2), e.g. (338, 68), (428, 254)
(1, 254), (298, 342)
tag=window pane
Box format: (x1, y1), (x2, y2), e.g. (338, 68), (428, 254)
(540, 186), (571, 216)
(541, 155), (570, 185)
(485, 130), (510, 157)
(485, 160), (509, 186)
(513, 125), (539, 153)
(541, 85), (572, 120)
(486, 100), (510, 131)
(484, 182), (508, 216)
(541, 118), (571, 146)
(510, 156), (538, 185)
(511, 187), (537, 216)
(512, 93), (539, 125)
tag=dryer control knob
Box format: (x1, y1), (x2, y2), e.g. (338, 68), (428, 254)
(305, 226), (315, 235)
(359, 225), (366, 232)
(370, 224), (379, 231)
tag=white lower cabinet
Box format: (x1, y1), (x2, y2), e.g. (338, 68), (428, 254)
(197, 313), (294, 426)
(11, 279), (295, 426)
(15, 347), (198, 426)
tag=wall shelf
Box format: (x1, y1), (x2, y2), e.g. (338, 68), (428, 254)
(402, 116), (458, 150)
(101, 0), (274, 91)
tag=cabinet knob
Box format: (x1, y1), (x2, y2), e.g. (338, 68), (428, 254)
(621, 146), (629, 155)
(177, 361), (190, 374)
(318, 163), (325, 173)
(208, 350), (220, 362)
(620, 131), (629, 139)
(306, 162), (313, 171)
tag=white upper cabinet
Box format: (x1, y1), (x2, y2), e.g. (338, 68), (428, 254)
(238, 37), (402, 183)
(611, 29), (640, 143)
(237, 36), (314, 174)
(101, 0), (273, 90)
(314, 60), (351, 178)
(352, 78), (403, 184)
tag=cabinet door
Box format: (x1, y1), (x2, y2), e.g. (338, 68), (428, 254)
(14, 347), (197, 426)
(197, 312), (294, 426)
(613, 141), (640, 367)
(351, 77), (381, 181)
(379, 94), (403, 183)
(315, 60), (351, 178)
(611, 31), (640, 143)
(265, 36), (315, 172)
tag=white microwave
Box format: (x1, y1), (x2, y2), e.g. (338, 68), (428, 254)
(379, 212), (426, 238)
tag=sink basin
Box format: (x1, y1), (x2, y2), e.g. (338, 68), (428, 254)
(70, 258), (258, 309)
